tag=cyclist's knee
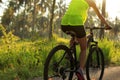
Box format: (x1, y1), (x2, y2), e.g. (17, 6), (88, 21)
(77, 37), (87, 51)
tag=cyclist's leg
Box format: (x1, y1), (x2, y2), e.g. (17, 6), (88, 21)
(75, 26), (87, 80)
(77, 36), (87, 70)
(73, 26), (87, 70)
(61, 25), (87, 69)
(61, 25), (87, 79)
(75, 36), (87, 80)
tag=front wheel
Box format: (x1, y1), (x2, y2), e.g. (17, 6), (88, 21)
(44, 45), (77, 80)
(86, 47), (104, 80)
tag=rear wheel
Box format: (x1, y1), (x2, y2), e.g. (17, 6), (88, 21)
(44, 45), (77, 80)
(86, 47), (104, 80)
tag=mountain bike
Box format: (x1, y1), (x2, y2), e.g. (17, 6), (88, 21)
(44, 27), (106, 80)
(85, 27), (105, 80)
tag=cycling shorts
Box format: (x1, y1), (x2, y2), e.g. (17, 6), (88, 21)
(61, 25), (86, 38)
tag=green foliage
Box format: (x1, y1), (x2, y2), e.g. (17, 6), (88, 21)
(0, 36), (120, 79)
(0, 24), (20, 44)
(110, 41), (120, 65)
(0, 41), (41, 80)
(98, 38), (120, 65)
(0, 36), (69, 80)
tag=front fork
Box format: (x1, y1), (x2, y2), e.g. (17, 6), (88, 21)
(89, 42), (100, 67)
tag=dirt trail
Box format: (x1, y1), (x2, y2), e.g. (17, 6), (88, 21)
(103, 66), (120, 80)
(33, 66), (120, 80)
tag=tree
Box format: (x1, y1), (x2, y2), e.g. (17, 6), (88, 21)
(54, 0), (66, 37)
(49, 0), (56, 39)
(0, 0), (2, 3)
(113, 17), (120, 40)
(1, 7), (14, 32)
(99, 0), (106, 39)
(0, 0), (70, 39)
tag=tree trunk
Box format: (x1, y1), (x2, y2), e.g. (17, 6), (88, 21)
(99, 0), (106, 39)
(49, 0), (56, 39)
(32, 0), (37, 36)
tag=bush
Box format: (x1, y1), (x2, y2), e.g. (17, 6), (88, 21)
(98, 38), (120, 65)
(0, 36), (120, 80)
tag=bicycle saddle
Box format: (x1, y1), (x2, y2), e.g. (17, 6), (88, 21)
(65, 31), (76, 37)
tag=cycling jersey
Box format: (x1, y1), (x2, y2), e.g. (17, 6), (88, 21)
(61, 0), (89, 26)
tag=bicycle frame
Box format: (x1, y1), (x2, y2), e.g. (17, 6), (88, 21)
(68, 27), (100, 69)
(44, 27), (106, 80)
(64, 27), (105, 80)
(86, 27), (104, 68)
(87, 28), (98, 47)
(69, 36), (79, 70)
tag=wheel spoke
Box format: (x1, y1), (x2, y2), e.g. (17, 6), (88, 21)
(86, 47), (104, 80)
(44, 45), (75, 80)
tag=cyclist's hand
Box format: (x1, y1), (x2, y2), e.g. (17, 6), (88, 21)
(105, 25), (112, 30)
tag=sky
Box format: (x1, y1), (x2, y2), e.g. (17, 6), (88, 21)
(106, 0), (120, 19)
(0, 0), (8, 17)
(0, 0), (120, 20)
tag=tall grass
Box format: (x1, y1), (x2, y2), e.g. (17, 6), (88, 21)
(98, 38), (120, 65)
(0, 36), (120, 80)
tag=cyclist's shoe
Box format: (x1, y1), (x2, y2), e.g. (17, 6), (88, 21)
(76, 68), (85, 80)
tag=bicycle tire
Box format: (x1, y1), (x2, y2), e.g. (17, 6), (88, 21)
(86, 47), (104, 80)
(44, 45), (76, 80)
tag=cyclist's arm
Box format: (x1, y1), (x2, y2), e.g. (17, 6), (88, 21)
(85, 0), (111, 29)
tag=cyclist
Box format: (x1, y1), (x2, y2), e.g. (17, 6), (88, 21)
(61, 0), (111, 79)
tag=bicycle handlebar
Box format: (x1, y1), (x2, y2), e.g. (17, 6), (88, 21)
(85, 27), (106, 30)
(85, 26), (112, 30)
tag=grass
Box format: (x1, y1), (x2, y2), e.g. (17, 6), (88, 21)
(98, 39), (120, 65)
(0, 36), (120, 80)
